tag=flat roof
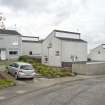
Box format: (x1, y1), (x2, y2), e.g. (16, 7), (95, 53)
(22, 40), (43, 43)
(22, 36), (39, 38)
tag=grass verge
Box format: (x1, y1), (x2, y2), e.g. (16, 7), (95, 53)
(0, 80), (16, 89)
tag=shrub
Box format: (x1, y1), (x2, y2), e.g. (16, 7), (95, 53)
(18, 55), (41, 63)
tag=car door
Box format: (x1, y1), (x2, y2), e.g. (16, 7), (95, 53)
(12, 63), (19, 75)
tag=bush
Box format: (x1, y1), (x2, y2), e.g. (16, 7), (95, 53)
(33, 63), (72, 78)
(19, 55), (41, 63)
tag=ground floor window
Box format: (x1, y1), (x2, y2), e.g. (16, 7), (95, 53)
(29, 51), (32, 55)
(44, 56), (48, 63)
(9, 51), (18, 55)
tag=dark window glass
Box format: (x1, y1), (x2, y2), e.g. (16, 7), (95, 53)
(56, 51), (59, 56)
(45, 58), (48, 61)
(11, 63), (19, 68)
(20, 65), (33, 70)
(14, 63), (19, 68)
(9, 51), (18, 55)
(44, 57), (48, 63)
(29, 51), (32, 55)
(98, 51), (100, 54)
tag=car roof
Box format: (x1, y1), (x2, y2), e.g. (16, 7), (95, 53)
(14, 62), (31, 65)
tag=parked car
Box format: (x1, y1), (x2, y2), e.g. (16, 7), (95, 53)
(8, 62), (36, 79)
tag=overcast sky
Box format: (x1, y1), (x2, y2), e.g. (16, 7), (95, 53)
(0, 0), (105, 50)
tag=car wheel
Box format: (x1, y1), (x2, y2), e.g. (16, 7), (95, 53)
(30, 78), (34, 80)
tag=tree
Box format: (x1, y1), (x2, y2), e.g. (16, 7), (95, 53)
(0, 13), (6, 30)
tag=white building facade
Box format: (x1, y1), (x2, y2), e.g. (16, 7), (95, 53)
(42, 30), (87, 67)
(88, 44), (105, 61)
(0, 29), (22, 60)
(22, 36), (42, 58)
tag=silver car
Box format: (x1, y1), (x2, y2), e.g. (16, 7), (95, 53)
(8, 62), (36, 79)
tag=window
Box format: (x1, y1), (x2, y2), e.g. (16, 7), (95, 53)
(44, 56), (48, 63)
(9, 51), (18, 55)
(14, 63), (19, 68)
(10, 63), (19, 68)
(45, 58), (48, 61)
(29, 51), (32, 55)
(75, 56), (78, 60)
(55, 51), (60, 56)
(20, 65), (33, 70)
(98, 51), (101, 54)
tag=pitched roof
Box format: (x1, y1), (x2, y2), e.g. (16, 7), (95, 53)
(0, 29), (21, 35)
(56, 37), (87, 43)
(54, 29), (80, 35)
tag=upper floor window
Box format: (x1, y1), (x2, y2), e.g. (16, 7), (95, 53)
(98, 51), (101, 54)
(55, 51), (60, 56)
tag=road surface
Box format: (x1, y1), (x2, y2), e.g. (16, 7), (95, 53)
(1, 77), (105, 105)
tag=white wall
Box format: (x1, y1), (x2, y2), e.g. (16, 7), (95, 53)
(42, 31), (87, 67)
(22, 41), (42, 58)
(61, 40), (87, 62)
(0, 34), (22, 59)
(72, 63), (105, 75)
(42, 31), (61, 66)
(88, 45), (105, 61)
(55, 32), (80, 39)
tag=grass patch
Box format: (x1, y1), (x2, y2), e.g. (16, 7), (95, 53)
(19, 56), (72, 78)
(0, 80), (16, 89)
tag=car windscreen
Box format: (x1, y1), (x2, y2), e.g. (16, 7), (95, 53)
(20, 65), (33, 70)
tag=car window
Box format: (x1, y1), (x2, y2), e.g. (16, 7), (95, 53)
(14, 64), (19, 68)
(10, 63), (19, 68)
(20, 65), (33, 70)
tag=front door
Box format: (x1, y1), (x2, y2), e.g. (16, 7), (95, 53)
(0, 49), (6, 60)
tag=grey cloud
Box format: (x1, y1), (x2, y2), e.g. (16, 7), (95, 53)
(0, 0), (73, 24)
(0, 0), (53, 13)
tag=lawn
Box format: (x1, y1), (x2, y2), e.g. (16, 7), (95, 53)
(0, 68), (16, 89)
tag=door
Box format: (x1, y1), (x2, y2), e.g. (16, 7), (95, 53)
(48, 48), (53, 66)
(1, 49), (6, 60)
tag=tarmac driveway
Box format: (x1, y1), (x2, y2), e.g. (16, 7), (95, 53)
(1, 75), (105, 105)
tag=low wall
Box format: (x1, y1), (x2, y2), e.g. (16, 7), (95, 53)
(72, 62), (105, 75)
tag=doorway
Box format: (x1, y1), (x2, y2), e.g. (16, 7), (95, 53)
(0, 49), (6, 60)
